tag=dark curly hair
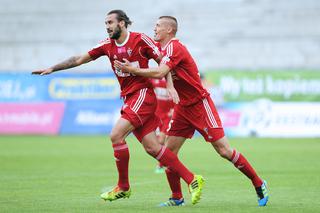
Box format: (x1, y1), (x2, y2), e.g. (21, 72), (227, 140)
(108, 10), (132, 28)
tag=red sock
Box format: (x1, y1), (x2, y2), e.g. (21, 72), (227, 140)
(165, 168), (183, 199)
(112, 142), (130, 190)
(156, 146), (194, 184)
(231, 149), (263, 187)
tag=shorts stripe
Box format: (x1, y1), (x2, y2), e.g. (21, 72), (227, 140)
(203, 98), (218, 128)
(132, 88), (147, 113)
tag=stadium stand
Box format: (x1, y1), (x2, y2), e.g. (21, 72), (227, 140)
(0, 0), (319, 71)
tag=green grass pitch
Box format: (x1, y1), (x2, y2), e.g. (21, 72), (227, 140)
(1, 136), (319, 212)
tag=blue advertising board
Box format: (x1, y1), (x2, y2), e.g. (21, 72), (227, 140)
(60, 100), (122, 134)
(0, 72), (123, 135)
(49, 73), (123, 134)
(0, 73), (50, 102)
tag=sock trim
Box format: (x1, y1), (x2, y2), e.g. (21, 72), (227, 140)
(113, 143), (128, 151)
(231, 150), (240, 164)
(156, 146), (166, 160)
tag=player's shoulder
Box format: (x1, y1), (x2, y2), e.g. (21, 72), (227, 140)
(171, 38), (183, 48)
(128, 32), (148, 43)
(129, 31), (141, 37)
(162, 38), (180, 54)
(132, 32), (154, 43)
(93, 38), (111, 48)
(130, 31), (147, 40)
(133, 32), (159, 52)
(99, 38), (111, 45)
(131, 31), (150, 37)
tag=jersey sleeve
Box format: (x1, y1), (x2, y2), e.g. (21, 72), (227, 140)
(160, 42), (182, 70)
(140, 34), (161, 61)
(88, 39), (109, 60)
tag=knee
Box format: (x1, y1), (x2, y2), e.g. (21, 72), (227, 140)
(110, 131), (122, 144)
(144, 146), (159, 157)
(143, 141), (161, 157)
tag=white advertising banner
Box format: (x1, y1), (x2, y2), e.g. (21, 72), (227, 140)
(220, 100), (320, 138)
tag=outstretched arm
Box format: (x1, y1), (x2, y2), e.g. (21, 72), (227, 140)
(114, 59), (171, 79)
(32, 53), (93, 75)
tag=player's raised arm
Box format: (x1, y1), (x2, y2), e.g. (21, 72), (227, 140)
(114, 59), (171, 79)
(32, 53), (93, 75)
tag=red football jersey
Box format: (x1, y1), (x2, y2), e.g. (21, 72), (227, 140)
(151, 78), (174, 114)
(160, 39), (209, 106)
(88, 32), (160, 97)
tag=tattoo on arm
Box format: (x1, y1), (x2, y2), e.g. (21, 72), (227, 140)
(51, 56), (82, 71)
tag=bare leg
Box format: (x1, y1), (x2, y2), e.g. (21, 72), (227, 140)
(210, 136), (263, 187)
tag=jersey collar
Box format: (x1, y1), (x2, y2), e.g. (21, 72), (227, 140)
(115, 31), (130, 47)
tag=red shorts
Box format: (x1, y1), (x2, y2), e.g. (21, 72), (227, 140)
(167, 96), (225, 142)
(121, 88), (159, 142)
(158, 111), (172, 133)
(156, 100), (174, 133)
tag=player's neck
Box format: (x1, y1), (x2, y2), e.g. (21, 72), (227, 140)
(160, 36), (175, 49)
(115, 30), (129, 46)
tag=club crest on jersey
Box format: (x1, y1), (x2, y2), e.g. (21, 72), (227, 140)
(113, 55), (118, 60)
(127, 48), (132, 56)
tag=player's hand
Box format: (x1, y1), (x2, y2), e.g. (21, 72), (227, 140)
(32, 68), (54, 75)
(167, 87), (180, 104)
(114, 59), (134, 73)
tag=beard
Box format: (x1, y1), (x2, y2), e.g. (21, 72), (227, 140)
(110, 25), (122, 39)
